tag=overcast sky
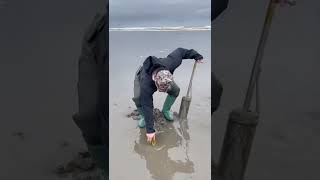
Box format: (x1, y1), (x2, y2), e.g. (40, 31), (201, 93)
(109, 0), (210, 27)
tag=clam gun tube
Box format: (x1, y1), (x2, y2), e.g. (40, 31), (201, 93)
(179, 61), (197, 119)
(217, 0), (296, 179)
(179, 96), (191, 119)
(218, 109), (259, 180)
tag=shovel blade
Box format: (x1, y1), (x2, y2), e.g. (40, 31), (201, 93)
(179, 96), (192, 119)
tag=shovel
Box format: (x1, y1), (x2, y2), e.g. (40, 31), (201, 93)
(179, 61), (197, 119)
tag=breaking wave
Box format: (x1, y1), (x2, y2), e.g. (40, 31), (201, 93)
(109, 26), (211, 31)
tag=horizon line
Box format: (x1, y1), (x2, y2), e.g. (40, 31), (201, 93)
(109, 26), (211, 32)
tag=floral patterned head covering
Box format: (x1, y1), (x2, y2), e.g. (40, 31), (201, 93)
(152, 70), (173, 92)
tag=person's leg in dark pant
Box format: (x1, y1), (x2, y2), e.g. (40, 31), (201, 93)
(132, 70), (145, 128)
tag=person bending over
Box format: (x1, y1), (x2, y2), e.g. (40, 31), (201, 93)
(132, 48), (204, 144)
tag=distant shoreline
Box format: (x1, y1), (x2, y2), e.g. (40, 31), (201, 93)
(109, 26), (211, 32)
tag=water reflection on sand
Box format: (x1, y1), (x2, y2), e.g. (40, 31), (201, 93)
(133, 115), (194, 180)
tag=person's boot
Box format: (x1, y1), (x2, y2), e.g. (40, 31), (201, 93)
(87, 144), (108, 180)
(137, 107), (145, 128)
(162, 95), (177, 121)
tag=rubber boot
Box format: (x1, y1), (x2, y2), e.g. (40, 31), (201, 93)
(137, 107), (145, 128)
(162, 95), (177, 121)
(87, 145), (108, 180)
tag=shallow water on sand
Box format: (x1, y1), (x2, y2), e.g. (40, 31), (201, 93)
(109, 31), (211, 180)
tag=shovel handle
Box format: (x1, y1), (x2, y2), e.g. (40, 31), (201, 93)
(186, 61), (197, 97)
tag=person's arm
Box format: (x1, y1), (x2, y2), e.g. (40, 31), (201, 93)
(140, 86), (156, 134)
(167, 47), (203, 61)
(165, 48), (203, 71)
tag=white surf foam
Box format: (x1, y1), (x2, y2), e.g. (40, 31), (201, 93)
(109, 26), (211, 31)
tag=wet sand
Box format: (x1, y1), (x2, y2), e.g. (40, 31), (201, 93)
(212, 0), (320, 179)
(109, 31), (211, 180)
(0, 1), (105, 180)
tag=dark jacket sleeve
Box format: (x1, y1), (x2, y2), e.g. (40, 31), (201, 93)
(167, 48), (203, 61)
(140, 82), (156, 133)
(166, 48), (203, 72)
(212, 0), (229, 21)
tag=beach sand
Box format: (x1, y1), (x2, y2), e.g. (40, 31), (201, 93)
(109, 31), (211, 180)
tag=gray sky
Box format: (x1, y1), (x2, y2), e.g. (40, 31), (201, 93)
(109, 0), (210, 27)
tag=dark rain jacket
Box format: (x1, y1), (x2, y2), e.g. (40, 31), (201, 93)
(211, 0), (228, 114)
(72, 12), (108, 173)
(139, 48), (203, 133)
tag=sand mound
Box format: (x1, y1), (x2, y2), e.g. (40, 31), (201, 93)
(54, 151), (101, 180)
(127, 108), (173, 132)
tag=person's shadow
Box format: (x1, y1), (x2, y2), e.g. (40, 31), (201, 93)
(134, 114), (194, 180)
